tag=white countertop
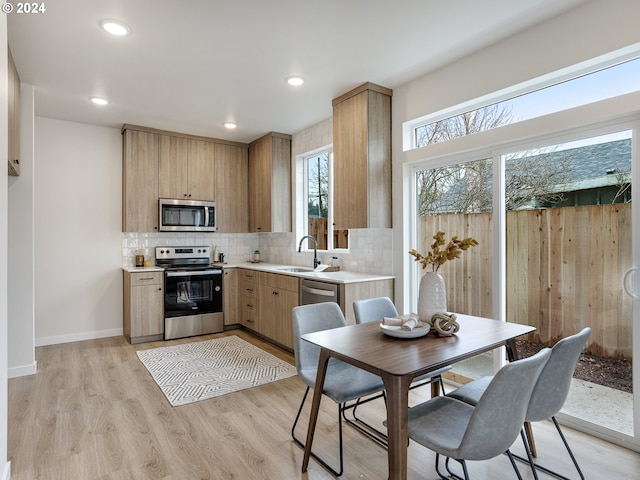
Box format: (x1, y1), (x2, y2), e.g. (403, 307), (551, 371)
(222, 262), (394, 284)
(122, 266), (164, 273)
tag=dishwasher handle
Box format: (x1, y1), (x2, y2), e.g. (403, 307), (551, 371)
(302, 285), (336, 297)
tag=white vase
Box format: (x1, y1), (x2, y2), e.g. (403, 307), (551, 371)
(418, 271), (447, 323)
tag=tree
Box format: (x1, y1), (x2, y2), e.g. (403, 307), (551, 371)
(307, 153), (329, 218)
(415, 104), (572, 214)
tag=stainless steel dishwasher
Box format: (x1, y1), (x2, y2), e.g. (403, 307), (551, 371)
(300, 278), (340, 305)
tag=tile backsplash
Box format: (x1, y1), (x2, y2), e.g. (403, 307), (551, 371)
(122, 228), (392, 275)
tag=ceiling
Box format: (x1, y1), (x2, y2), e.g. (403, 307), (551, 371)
(8, 0), (586, 144)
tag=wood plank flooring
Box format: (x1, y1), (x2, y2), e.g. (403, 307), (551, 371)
(8, 330), (640, 479)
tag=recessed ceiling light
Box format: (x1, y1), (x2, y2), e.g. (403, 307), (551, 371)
(224, 122), (237, 129)
(286, 76), (305, 86)
(89, 96), (109, 106)
(100, 19), (131, 36)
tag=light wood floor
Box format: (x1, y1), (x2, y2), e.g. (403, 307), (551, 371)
(8, 329), (640, 479)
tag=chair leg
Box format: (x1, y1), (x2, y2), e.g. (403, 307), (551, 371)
(519, 428), (539, 480)
(342, 393), (388, 447)
(291, 386), (344, 476)
(524, 421), (537, 457)
(506, 450), (524, 480)
(511, 417), (584, 480)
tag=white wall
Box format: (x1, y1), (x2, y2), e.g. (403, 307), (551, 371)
(34, 118), (123, 345)
(1, 13), (10, 480)
(391, 0), (640, 312)
(8, 83), (34, 378)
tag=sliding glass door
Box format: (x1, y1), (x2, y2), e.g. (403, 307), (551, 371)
(503, 130), (636, 444)
(412, 124), (639, 449)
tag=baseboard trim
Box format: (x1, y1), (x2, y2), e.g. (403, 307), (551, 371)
(1, 460), (11, 480)
(35, 328), (123, 347)
(8, 361), (37, 379)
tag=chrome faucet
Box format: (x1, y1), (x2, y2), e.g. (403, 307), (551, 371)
(298, 235), (320, 269)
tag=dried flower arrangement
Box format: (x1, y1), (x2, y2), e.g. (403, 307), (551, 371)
(409, 231), (479, 272)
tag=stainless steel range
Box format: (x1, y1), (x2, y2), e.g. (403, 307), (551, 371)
(156, 246), (223, 340)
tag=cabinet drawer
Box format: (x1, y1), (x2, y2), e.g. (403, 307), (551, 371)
(129, 271), (163, 286)
(262, 272), (299, 292)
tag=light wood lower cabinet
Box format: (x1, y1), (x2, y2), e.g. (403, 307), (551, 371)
(258, 273), (298, 349)
(234, 268), (393, 350)
(223, 268), (239, 325)
(239, 269), (259, 329)
(123, 270), (164, 344)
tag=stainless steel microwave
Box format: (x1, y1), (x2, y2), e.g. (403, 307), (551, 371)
(159, 198), (217, 232)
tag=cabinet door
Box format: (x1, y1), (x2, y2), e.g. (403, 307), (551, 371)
(159, 135), (189, 199)
(123, 130), (159, 232)
(130, 283), (164, 338)
(187, 139), (215, 201)
(8, 46), (20, 176)
(223, 268), (240, 325)
(248, 138), (272, 232)
(333, 91), (369, 229)
(215, 144), (248, 232)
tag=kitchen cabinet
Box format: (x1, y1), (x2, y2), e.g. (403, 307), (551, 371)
(8, 45), (21, 176)
(340, 278), (394, 325)
(123, 270), (164, 344)
(122, 124), (250, 233)
(333, 82), (392, 229)
(223, 268), (240, 325)
(258, 273), (298, 349)
(248, 132), (292, 232)
(122, 129), (159, 232)
(159, 135), (215, 201)
(237, 269), (297, 350)
(239, 268), (259, 329)
(215, 143), (249, 232)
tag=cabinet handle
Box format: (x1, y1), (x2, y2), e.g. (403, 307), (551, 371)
(246, 319), (254, 323)
(158, 288), (162, 291)
(15, 159), (19, 165)
(272, 291), (279, 295)
(246, 288), (253, 293)
(139, 277), (155, 281)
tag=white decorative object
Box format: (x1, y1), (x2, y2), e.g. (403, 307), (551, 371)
(418, 271), (447, 323)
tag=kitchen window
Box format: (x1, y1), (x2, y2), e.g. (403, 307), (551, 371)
(299, 148), (348, 251)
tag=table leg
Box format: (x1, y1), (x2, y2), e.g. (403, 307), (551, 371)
(301, 348), (330, 472)
(382, 373), (412, 480)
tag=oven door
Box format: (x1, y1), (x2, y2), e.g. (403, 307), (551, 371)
(164, 269), (222, 317)
(164, 269), (223, 340)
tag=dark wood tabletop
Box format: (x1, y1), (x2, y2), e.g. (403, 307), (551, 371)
(300, 313), (536, 480)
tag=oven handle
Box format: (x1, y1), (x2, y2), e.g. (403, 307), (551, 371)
(166, 270), (222, 277)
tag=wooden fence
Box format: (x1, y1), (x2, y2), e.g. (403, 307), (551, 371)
(419, 203), (632, 359)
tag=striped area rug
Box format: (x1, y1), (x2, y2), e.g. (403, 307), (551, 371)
(137, 335), (297, 406)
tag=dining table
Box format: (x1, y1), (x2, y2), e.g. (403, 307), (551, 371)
(300, 313), (536, 480)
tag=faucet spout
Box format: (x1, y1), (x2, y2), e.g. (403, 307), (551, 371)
(297, 235), (320, 269)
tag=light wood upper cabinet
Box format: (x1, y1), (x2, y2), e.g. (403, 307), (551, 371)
(123, 124), (249, 233)
(187, 139), (215, 201)
(8, 45), (21, 176)
(215, 143), (248, 233)
(122, 129), (159, 232)
(159, 135), (215, 201)
(248, 132), (292, 233)
(333, 82), (392, 229)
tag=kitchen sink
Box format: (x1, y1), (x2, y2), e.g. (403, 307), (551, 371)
(278, 267), (315, 273)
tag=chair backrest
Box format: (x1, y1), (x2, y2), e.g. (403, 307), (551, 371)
(526, 327), (591, 422)
(353, 297), (398, 324)
(292, 302), (347, 374)
(458, 348), (551, 461)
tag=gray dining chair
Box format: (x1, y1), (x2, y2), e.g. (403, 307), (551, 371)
(447, 327), (590, 480)
(353, 297), (451, 395)
(407, 347), (551, 480)
(291, 302), (387, 477)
